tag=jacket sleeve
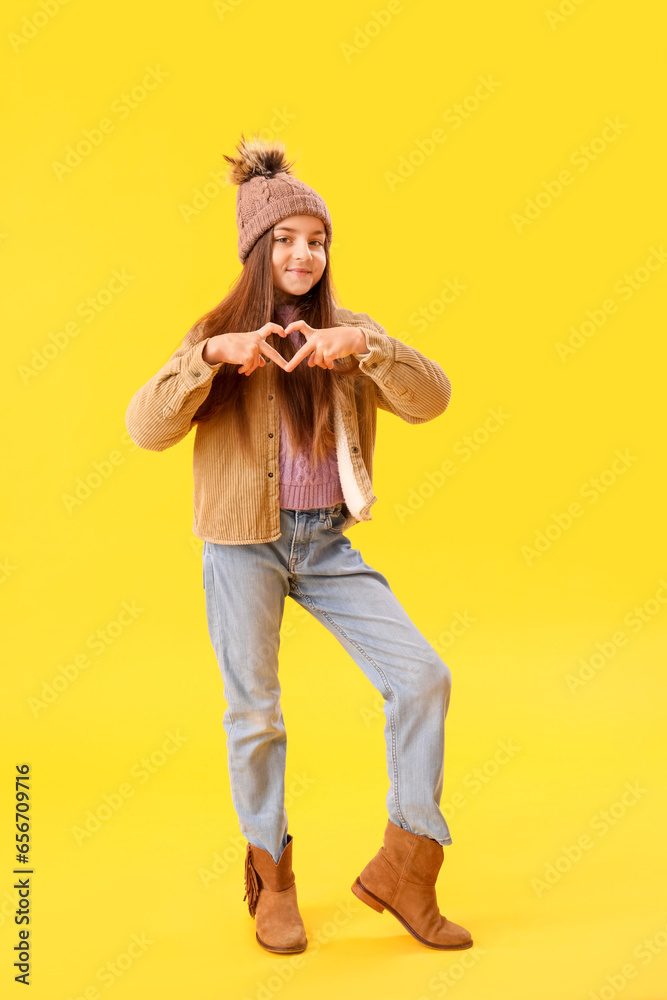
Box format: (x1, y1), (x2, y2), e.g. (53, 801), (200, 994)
(337, 311), (452, 423)
(125, 323), (225, 451)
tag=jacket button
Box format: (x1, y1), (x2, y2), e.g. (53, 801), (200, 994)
(352, 446), (358, 452)
(369, 362), (377, 369)
(193, 371), (201, 378)
(268, 472), (274, 477)
(268, 432), (274, 438)
(268, 394), (274, 400)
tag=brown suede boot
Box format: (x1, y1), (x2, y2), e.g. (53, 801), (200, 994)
(243, 834), (307, 954)
(351, 819), (473, 950)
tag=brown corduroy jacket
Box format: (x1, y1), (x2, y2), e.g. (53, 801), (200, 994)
(125, 307), (452, 544)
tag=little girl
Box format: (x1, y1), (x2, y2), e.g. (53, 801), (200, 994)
(125, 134), (473, 955)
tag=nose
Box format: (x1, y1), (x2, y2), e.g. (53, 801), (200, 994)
(292, 237), (313, 261)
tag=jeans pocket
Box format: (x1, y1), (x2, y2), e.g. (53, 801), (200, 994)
(327, 506), (347, 533)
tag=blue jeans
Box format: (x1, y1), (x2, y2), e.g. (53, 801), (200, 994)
(202, 503), (453, 864)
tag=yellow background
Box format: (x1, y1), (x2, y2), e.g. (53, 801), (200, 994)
(2, 1), (666, 997)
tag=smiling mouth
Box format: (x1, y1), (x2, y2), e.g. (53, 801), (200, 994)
(288, 269), (310, 274)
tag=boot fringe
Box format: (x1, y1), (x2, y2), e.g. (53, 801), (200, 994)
(244, 843), (260, 918)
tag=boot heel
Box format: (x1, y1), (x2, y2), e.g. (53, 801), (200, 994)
(351, 877), (385, 913)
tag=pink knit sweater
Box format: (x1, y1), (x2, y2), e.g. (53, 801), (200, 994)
(274, 303), (344, 510)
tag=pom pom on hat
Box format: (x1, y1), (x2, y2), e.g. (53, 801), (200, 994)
(222, 132), (333, 264)
(223, 132), (296, 186)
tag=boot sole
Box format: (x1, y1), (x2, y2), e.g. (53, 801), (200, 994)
(351, 877), (474, 951)
(256, 931), (308, 954)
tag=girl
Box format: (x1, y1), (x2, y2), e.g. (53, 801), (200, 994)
(125, 134), (473, 955)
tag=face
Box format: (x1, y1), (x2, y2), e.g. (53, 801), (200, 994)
(271, 215), (327, 303)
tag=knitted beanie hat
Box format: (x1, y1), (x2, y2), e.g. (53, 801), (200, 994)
(223, 133), (333, 264)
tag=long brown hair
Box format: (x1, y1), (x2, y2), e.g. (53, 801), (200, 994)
(189, 225), (362, 466)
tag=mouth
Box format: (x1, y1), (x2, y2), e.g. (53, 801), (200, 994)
(288, 269), (310, 275)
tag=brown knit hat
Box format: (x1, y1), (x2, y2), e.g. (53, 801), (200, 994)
(223, 133), (333, 264)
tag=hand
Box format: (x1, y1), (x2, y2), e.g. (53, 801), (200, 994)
(282, 322), (368, 372)
(202, 323), (291, 376)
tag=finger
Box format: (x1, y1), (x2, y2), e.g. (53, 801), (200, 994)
(284, 341), (315, 372)
(238, 352), (259, 376)
(259, 340), (290, 370)
(310, 347), (327, 369)
(315, 343), (338, 369)
(284, 320), (311, 336)
(264, 322), (287, 337)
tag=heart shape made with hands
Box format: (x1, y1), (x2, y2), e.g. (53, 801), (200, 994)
(264, 320), (367, 373)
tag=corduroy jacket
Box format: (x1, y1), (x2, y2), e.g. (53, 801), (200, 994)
(125, 307), (452, 544)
